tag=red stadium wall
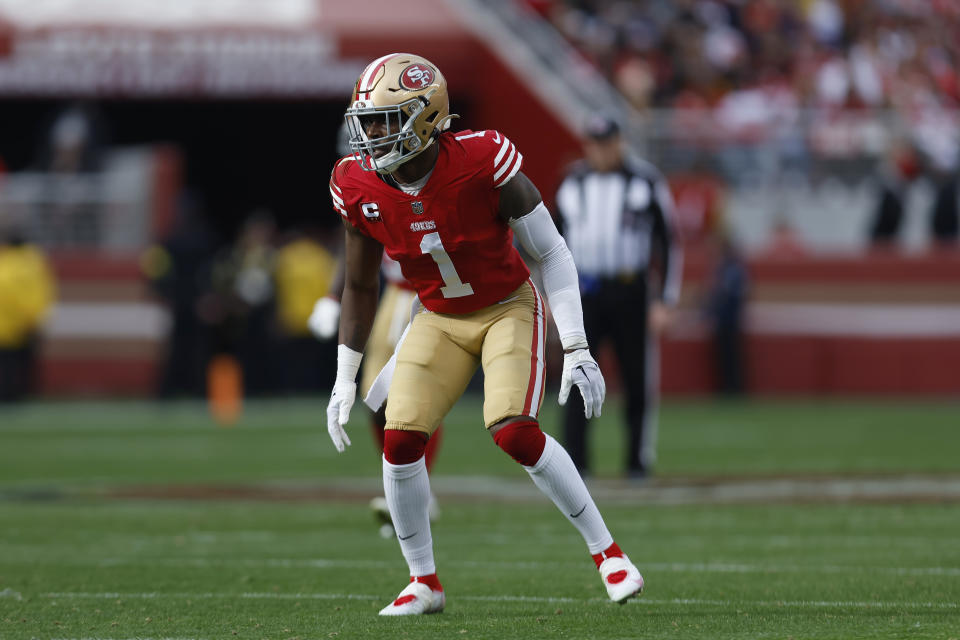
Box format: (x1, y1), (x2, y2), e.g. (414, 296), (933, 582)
(660, 250), (960, 396)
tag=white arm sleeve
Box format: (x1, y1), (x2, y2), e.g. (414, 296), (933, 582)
(509, 202), (587, 350)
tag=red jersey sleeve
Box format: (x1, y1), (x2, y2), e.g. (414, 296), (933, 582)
(330, 158), (353, 223)
(454, 129), (524, 189)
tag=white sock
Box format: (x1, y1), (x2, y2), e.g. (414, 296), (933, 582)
(524, 434), (614, 554)
(383, 455), (435, 577)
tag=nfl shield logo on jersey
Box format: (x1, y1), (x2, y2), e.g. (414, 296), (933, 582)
(411, 201), (424, 215)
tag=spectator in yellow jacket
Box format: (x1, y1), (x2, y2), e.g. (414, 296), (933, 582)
(273, 228), (337, 393)
(0, 228), (57, 402)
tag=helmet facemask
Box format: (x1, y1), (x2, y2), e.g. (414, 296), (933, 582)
(345, 95), (430, 174)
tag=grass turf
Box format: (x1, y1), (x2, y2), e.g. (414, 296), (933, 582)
(1, 396), (959, 639)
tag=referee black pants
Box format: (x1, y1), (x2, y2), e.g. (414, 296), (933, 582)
(563, 276), (653, 476)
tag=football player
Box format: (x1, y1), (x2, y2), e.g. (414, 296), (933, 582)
(326, 53), (644, 615)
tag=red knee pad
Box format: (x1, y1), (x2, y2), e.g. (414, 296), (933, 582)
(493, 420), (546, 467)
(383, 429), (429, 465)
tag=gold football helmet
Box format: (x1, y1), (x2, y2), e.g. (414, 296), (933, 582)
(344, 53), (456, 174)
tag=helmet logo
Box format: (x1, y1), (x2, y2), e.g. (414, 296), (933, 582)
(400, 63), (435, 90)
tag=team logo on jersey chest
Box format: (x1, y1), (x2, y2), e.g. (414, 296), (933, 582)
(411, 201), (424, 215)
(361, 202), (381, 222)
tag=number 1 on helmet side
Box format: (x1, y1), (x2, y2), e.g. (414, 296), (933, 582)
(419, 232), (474, 298)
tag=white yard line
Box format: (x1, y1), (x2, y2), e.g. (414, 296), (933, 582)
(40, 591), (959, 610)
(6, 555), (957, 577)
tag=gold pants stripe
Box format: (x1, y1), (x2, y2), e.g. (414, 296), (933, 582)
(521, 280), (546, 416)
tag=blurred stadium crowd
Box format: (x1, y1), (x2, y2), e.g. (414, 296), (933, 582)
(529, 0), (960, 220)
(548, 1), (958, 109)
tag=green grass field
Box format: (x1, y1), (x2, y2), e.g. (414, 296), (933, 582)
(1, 396), (959, 639)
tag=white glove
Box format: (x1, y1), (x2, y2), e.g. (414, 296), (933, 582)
(326, 379), (356, 452)
(308, 297), (341, 339)
(326, 345), (362, 452)
(558, 348), (606, 419)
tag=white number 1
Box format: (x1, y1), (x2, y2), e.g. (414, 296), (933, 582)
(419, 232), (474, 298)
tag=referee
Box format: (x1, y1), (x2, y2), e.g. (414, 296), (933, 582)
(554, 115), (682, 479)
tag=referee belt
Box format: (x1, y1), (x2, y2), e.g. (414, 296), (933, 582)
(580, 272), (641, 293)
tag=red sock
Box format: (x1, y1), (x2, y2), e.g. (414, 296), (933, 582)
(591, 542), (624, 569)
(411, 573), (443, 592)
(424, 424), (443, 472)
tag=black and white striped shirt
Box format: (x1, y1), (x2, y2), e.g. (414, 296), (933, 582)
(555, 158), (682, 305)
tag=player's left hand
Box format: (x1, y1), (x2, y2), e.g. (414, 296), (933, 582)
(326, 380), (356, 452)
(558, 348), (606, 419)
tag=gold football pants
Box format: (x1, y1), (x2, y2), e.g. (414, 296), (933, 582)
(384, 280), (546, 434)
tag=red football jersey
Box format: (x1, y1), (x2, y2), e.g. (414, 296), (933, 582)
(329, 129), (530, 314)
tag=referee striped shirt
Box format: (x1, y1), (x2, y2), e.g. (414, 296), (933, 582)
(555, 158), (682, 305)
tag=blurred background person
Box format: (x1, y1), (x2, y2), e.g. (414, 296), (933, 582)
(273, 225), (338, 393)
(931, 171), (959, 245)
(554, 114), (682, 480)
(207, 210), (279, 398)
(33, 103), (108, 247)
(704, 231), (749, 397)
(142, 193), (218, 399)
(37, 104), (107, 174)
(869, 143), (922, 246)
(0, 224), (56, 402)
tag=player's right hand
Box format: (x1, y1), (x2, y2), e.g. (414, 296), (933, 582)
(308, 297), (341, 339)
(326, 380), (356, 452)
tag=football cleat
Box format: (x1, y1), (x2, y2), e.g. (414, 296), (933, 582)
(378, 580), (445, 616)
(599, 555), (644, 604)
